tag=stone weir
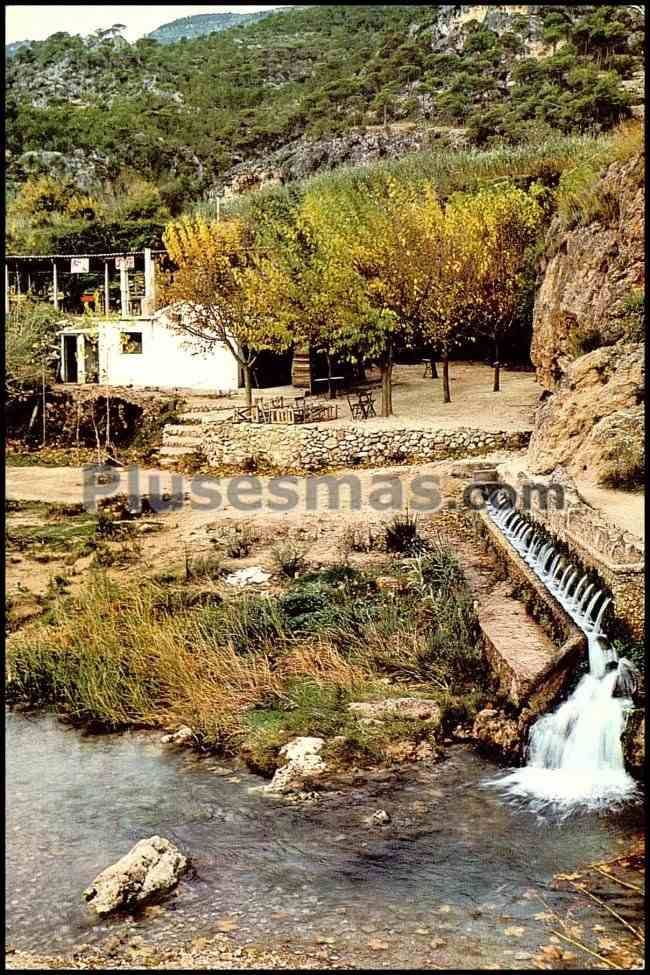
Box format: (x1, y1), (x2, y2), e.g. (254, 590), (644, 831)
(496, 463), (645, 640)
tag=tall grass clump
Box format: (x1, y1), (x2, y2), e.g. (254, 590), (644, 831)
(555, 120), (643, 228)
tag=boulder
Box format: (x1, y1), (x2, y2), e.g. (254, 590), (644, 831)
(264, 737), (326, 795)
(83, 836), (188, 916)
(161, 725), (193, 746)
(348, 698), (442, 728)
(471, 708), (525, 763)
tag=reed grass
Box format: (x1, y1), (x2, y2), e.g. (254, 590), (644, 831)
(216, 122), (643, 229)
(7, 552), (488, 763)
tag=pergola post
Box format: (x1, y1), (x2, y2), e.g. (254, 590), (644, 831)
(52, 261), (59, 311)
(120, 264), (129, 317)
(143, 247), (156, 316)
(104, 261), (110, 317)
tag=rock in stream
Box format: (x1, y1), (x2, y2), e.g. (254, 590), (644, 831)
(83, 835), (188, 916)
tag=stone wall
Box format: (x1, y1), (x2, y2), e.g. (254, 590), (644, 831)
(203, 421), (530, 473)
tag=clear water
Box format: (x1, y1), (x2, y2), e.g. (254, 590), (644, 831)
(6, 711), (644, 968)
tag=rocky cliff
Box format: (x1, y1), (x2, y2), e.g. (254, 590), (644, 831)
(531, 152), (644, 390)
(219, 125), (468, 197)
(527, 342), (644, 485)
(528, 150), (645, 487)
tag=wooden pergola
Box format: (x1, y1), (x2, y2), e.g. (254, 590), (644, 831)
(5, 247), (165, 317)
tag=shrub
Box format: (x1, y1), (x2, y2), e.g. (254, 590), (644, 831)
(384, 510), (426, 555)
(271, 540), (307, 578)
(6, 302), (61, 384)
(621, 288), (645, 343)
(212, 524), (258, 558)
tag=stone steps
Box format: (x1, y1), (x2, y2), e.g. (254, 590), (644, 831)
(178, 409), (232, 423)
(158, 444), (201, 458)
(164, 424), (204, 438)
(162, 435), (203, 449)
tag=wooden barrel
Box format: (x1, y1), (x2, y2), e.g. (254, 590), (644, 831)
(291, 346), (312, 389)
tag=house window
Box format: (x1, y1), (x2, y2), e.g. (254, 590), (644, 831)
(120, 331), (143, 354)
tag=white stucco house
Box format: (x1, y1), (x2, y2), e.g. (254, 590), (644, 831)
(58, 306), (240, 392)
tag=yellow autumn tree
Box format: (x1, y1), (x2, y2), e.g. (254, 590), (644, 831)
(162, 214), (292, 406)
(414, 192), (484, 403)
(339, 177), (436, 416)
(260, 191), (381, 395)
(463, 185), (544, 391)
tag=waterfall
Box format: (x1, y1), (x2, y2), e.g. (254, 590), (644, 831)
(484, 492), (639, 816)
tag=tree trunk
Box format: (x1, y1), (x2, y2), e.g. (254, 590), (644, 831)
(325, 350), (334, 400)
(243, 363), (253, 409)
(442, 352), (451, 404)
(380, 346), (394, 417)
(493, 337), (500, 392)
(431, 358), (438, 379)
(42, 362), (47, 446)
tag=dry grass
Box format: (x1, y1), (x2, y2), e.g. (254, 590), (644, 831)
(6, 547), (488, 764)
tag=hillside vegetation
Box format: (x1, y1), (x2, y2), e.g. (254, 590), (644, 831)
(7, 4), (643, 206)
(146, 9), (279, 44)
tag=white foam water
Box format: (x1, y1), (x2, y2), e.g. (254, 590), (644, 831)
(496, 670), (637, 817)
(484, 493), (639, 817)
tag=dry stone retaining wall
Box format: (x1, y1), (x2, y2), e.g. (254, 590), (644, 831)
(202, 421), (530, 473)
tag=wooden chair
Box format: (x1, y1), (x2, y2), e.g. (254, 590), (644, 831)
(233, 406), (252, 423)
(359, 390), (377, 418)
(292, 394), (307, 424)
(347, 393), (366, 420)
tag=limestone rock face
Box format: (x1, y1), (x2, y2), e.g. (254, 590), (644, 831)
(348, 698), (442, 727)
(527, 342), (644, 483)
(220, 126), (469, 197)
(531, 152), (644, 391)
(264, 737), (327, 795)
(623, 712), (645, 779)
(83, 836), (188, 916)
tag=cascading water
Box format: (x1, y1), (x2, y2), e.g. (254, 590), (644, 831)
(484, 490), (639, 816)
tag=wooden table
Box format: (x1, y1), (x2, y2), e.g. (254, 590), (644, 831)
(312, 376), (344, 399)
(422, 358), (438, 378)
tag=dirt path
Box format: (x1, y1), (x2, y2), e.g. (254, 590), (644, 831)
(574, 479), (644, 541)
(6, 454), (510, 618)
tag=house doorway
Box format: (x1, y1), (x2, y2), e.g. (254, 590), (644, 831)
(63, 335), (78, 383)
(84, 335), (99, 383)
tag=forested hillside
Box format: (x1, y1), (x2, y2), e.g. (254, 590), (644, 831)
(7, 6), (643, 180)
(146, 9), (281, 44)
(5, 5), (644, 254)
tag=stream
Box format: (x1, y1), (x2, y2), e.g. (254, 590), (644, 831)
(6, 710), (644, 969)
